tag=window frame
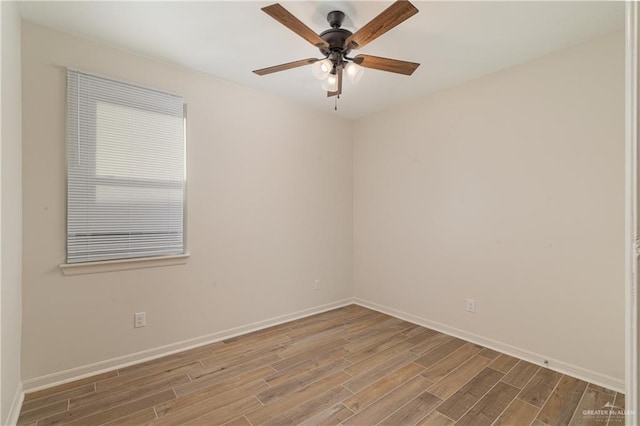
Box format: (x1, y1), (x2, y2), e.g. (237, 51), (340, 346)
(61, 69), (189, 274)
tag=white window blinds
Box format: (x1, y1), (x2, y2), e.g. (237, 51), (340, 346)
(66, 69), (185, 264)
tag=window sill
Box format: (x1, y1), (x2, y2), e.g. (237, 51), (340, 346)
(60, 253), (190, 276)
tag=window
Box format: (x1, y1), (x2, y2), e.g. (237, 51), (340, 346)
(66, 69), (185, 264)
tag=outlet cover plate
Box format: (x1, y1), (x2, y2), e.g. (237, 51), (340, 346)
(134, 312), (146, 328)
(466, 299), (476, 313)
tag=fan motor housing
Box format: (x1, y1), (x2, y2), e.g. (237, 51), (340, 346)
(319, 28), (352, 55)
(318, 10), (352, 56)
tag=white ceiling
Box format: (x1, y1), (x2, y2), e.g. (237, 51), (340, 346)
(18, 1), (624, 119)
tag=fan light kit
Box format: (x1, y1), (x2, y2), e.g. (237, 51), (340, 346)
(253, 1), (420, 110)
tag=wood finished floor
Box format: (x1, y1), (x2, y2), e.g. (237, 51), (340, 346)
(18, 305), (625, 426)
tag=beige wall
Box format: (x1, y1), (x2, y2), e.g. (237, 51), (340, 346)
(0, 2), (22, 424)
(353, 33), (625, 383)
(19, 18), (625, 390)
(1, 1), (23, 423)
(21, 22), (353, 382)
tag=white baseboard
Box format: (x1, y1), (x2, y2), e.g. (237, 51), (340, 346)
(354, 298), (625, 393)
(22, 298), (354, 393)
(6, 382), (24, 426)
(22, 297), (624, 397)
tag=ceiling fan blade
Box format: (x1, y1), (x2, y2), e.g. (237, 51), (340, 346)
(253, 58), (319, 76)
(262, 4), (329, 49)
(327, 65), (343, 97)
(353, 54), (420, 75)
(345, 0), (418, 50)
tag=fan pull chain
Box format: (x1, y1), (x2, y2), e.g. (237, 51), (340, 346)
(335, 95), (339, 111)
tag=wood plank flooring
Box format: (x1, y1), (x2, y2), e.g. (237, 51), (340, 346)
(18, 305), (625, 426)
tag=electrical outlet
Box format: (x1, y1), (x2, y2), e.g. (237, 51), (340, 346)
(466, 299), (476, 313)
(134, 312), (146, 328)
(314, 279), (320, 290)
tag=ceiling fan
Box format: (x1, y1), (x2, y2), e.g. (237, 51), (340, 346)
(253, 0), (420, 100)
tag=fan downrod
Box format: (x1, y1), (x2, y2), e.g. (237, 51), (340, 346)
(326, 10), (345, 28)
(319, 10), (352, 56)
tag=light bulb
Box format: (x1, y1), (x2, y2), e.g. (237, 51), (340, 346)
(312, 58), (332, 80)
(345, 62), (364, 84)
(322, 74), (338, 92)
